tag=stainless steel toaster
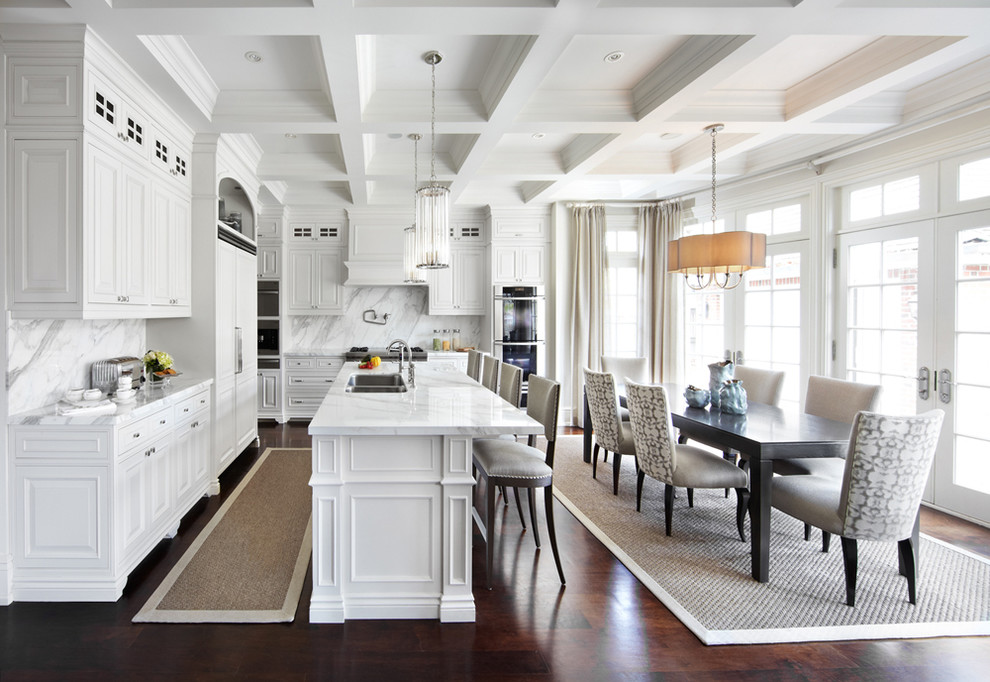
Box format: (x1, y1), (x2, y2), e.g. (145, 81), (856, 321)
(91, 356), (144, 393)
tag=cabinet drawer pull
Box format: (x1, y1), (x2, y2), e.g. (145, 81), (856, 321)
(132, 432), (141, 438)
(160, 419), (167, 425)
(183, 407), (190, 413)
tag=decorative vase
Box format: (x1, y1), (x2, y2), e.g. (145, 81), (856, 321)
(683, 385), (711, 409)
(708, 361), (734, 409)
(719, 379), (748, 415)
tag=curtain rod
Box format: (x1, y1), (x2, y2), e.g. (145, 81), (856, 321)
(564, 198), (692, 209)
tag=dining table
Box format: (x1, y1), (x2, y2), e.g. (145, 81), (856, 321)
(582, 384), (855, 583)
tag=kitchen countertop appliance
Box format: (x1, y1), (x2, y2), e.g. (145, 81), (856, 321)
(91, 356), (144, 393)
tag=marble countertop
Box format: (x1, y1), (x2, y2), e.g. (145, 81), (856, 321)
(284, 349), (346, 357)
(309, 362), (543, 437)
(9, 376), (214, 427)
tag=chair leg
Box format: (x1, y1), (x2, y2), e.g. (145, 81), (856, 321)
(723, 451), (734, 498)
(734, 488), (749, 542)
(544, 486), (565, 585)
(822, 531), (831, 553)
(804, 523), (811, 541)
(486, 479), (497, 590)
(592, 443), (600, 479)
(612, 452), (622, 495)
(527, 488), (541, 548)
(512, 487), (526, 528)
(840, 537), (858, 607)
(499, 485), (509, 506)
(898, 538), (918, 604)
(687, 488), (694, 508)
(664, 484), (674, 536)
(636, 470), (645, 512)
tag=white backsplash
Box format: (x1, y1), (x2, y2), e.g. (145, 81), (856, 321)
(287, 286), (484, 352)
(7, 317), (146, 415)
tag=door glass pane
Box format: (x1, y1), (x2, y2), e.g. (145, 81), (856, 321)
(955, 436), (990, 495)
(745, 327), (772, 362)
(741, 251), (801, 394)
(849, 286), (881, 327)
(957, 333), (990, 385)
(955, 385), (990, 440)
(772, 290), (800, 326)
(880, 375), (915, 415)
(772, 327), (800, 364)
(848, 329), (881, 370)
(880, 330), (916, 376)
(684, 290), (724, 382)
(882, 238), (918, 284)
(848, 243), (881, 285)
(881, 284), (918, 330)
(745, 292), (771, 325)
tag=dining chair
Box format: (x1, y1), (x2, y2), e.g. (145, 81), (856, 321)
(772, 409), (944, 606)
(732, 365), (786, 406)
(775, 375), (882, 550)
(584, 368), (638, 496)
(481, 355), (501, 394)
(466, 349), (486, 382)
(601, 356), (649, 408)
(472, 374), (564, 589)
(625, 380), (749, 541)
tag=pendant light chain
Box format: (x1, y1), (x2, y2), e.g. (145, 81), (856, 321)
(412, 133), (419, 218)
(430, 56), (438, 184)
(710, 125), (718, 227)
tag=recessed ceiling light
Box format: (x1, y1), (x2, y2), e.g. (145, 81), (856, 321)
(284, 133), (297, 139)
(244, 51), (263, 63)
(532, 133), (546, 140)
(660, 133), (681, 140)
(603, 51), (625, 64)
(387, 133), (403, 139)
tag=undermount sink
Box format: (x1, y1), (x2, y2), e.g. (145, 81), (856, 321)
(345, 372), (408, 393)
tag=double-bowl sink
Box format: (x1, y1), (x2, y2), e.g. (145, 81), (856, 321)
(344, 372), (408, 393)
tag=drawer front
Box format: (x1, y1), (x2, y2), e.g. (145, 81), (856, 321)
(316, 358), (343, 370)
(174, 390), (210, 423)
(116, 415), (154, 457)
(286, 372), (336, 389)
(285, 394), (326, 410)
(286, 357), (316, 369)
(147, 408), (173, 440)
(13, 428), (110, 463)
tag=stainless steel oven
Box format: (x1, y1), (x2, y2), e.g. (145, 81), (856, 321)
(493, 286), (545, 405)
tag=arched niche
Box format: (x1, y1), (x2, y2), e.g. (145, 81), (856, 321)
(218, 176), (256, 241)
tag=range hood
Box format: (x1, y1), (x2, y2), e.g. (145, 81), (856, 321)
(344, 209), (427, 287)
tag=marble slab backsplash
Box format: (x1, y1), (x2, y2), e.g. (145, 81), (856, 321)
(287, 286), (484, 352)
(7, 317), (146, 415)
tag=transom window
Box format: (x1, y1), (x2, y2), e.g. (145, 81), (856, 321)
(744, 203), (802, 236)
(959, 157), (990, 202)
(849, 175), (921, 222)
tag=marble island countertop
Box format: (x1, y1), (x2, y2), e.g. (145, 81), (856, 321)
(9, 376), (214, 426)
(309, 362), (541, 437)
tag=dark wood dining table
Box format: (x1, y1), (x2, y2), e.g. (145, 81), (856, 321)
(582, 385), (854, 583)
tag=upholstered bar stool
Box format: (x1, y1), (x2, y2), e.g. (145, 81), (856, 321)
(481, 355), (501, 394)
(467, 349), (486, 382)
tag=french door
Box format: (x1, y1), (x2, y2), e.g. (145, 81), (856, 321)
(836, 211), (990, 524)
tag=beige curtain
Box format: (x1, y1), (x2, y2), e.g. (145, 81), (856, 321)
(638, 201), (682, 383)
(569, 204), (608, 427)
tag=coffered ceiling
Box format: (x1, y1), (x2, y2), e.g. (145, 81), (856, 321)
(3, 1), (990, 211)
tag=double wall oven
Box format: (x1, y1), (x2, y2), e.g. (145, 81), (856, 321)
(493, 285), (545, 405)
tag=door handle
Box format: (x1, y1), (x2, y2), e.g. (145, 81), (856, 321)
(938, 368), (953, 404)
(917, 366), (930, 400)
(235, 327), (243, 375)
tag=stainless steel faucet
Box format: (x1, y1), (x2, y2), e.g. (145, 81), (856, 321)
(386, 339), (414, 387)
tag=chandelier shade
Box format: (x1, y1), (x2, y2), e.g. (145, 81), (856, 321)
(415, 50), (450, 270)
(404, 133), (426, 283)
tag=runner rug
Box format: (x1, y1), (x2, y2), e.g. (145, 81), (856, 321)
(133, 447), (312, 623)
(551, 436), (990, 645)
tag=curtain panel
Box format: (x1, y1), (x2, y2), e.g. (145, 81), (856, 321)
(639, 201), (683, 383)
(569, 204), (608, 427)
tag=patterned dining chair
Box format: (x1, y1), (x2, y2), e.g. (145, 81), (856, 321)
(772, 410), (944, 606)
(584, 368), (637, 496)
(625, 380), (749, 540)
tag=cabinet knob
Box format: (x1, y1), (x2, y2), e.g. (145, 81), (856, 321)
(160, 419), (166, 425)
(133, 432), (141, 438)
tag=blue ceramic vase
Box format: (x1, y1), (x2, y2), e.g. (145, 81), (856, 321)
(684, 385), (710, 408)
(719, 379), (748, 415)
(708, 361), (734, 409)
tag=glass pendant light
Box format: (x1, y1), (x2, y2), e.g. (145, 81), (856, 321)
(404, 134), (425, 283)
(415, 50), (450, 270)
(667, 124), (766, 290)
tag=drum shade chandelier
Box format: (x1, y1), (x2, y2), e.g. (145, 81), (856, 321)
(668, 124), (766, 290)
(404, 133), (426, 283)
(415, 50), (450, 270)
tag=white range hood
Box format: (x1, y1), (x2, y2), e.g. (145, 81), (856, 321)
(344, 209), (425, 287)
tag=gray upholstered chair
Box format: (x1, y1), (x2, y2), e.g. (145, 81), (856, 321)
(584, 368), (638, 496)
(772, 410), (944, 606)
(774, 375), (882, 549)
(472, 374), (564, 589)
(732, 365), (786, 406)
(466, 349), (486, 382)
(481, 355), (501, 394)
(498, 363), (523, 407)
(625, 380), (749, 540)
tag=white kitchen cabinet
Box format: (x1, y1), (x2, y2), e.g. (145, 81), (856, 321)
(258, 245), (281, 279)
(427, 352), (469, 373)
(288, 222), (343, 242)
(258, 369), (282, 418)
(287, 247), (345, 314)
(492, 244), (546, 285)
(9, 383), (213, 601)
(284, 355), (343, 419)
(427, 246), (486, 315)
(149, 184), (191, 309)
(257, 216), (282, 241)
(491, 214), (549, 241)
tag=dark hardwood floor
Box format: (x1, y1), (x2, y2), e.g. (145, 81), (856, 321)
(2, 420), (988, 680)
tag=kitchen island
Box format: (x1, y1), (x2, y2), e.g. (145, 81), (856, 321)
(308, 361), (542, 623)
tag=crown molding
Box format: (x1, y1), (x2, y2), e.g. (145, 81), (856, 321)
(139, 34), (219, 123)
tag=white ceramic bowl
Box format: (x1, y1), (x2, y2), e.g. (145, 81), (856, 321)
(83, 388), (102, 401)
(66, 388), (85, 401)
(118, 376), (132, 388)
(116, 388), (136, 400)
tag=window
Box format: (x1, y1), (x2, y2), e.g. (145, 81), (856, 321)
(680, 217), (728, 384)
(959, 157), (990, 202)
(603, 217), (639, 357)
(745, 202), (802, 236)
(849, 175), (921, 222)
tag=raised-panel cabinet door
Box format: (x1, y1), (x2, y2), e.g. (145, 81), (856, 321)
(235, 371), (257, 455)
(216, 244), (237, 381)
(454, 247), (486, 314)
(11, 138), (79, 304)
(170, 194), (191, 306)
(121, 165), (149, 304)
(258, 246), (280, 279)
(427, 265), (455, 313)
(492, 246), (518, 284)
(519, 245), (545, 284)
(118, 450), (147, 556)
(191, 414), (212, 489)
(236, 248), (258, 372)
(173, 422), (195, 507)
(259, 371), (281, 411)
(149, 186), (172, 304)
(147, 438), (172, 531)
(88, 144), (122, 303)
(214, 378), (236, 473)
(287, 249), (316, 311)
(316, 248), (343, 312)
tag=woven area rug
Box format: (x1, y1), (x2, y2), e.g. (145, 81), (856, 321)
(551, 436), (990, 645)
(133, 448), (312, 623)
